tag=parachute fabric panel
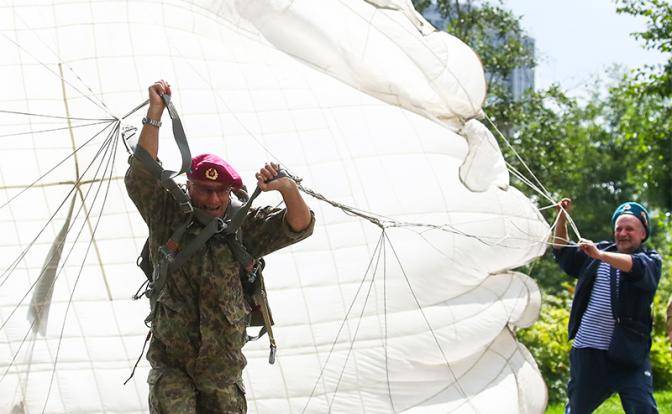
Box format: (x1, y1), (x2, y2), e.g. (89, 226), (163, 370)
(0, 1), (549, 413)
(28, 195), (77, 336)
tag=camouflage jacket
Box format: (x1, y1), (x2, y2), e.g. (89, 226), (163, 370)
(125, 156), (314, 391)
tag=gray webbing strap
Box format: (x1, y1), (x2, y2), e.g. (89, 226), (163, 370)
(225, 169), (293, 234)
(161, 93), (192, 177)
(132, 93), (193, 213)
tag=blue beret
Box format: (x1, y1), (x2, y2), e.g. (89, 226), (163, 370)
(611, 201), (650, 241)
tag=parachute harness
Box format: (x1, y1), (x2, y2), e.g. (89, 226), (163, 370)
(123, 94), (282, 384)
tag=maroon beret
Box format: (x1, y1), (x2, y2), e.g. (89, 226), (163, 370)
(187, 153), (242, 188)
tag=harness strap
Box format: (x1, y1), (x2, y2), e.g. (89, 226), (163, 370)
(254, 288), (277, 364)
(123, 330), (152, 385)
(132, 93), (192, 214)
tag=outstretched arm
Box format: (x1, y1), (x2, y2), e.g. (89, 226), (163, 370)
(137, 80), (170, 159)
(578, 240), (633, 272)
(256, 162), (312, 232)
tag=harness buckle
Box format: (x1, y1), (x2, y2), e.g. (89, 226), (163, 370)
(158, 245), (176, 263)
(215, 217), (229, 233)
(246, 260), (262, 284)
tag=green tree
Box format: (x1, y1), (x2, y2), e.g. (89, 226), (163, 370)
(412, 0), (535, 109)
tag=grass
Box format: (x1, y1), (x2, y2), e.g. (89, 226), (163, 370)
(545, 389), (672, 413)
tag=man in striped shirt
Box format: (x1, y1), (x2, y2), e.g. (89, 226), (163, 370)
(553, 200), (661, 414)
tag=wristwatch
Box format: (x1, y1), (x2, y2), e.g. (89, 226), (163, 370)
(142, 117), (162, 128)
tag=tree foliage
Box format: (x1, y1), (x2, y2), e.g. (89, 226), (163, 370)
(412, 0), (535, 106)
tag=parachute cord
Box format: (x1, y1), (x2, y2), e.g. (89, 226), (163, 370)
(0, 123), (117, 292)
(505, 161), (556, 205)
(383, 232), (475, 409)
(0, 124), (118, 344)
(297, 184), (388, 229)
(0, 129), (116, 297)
(132, 279), (150, 300)
(0, 30), (114, 118)
(41, 124), (120, 414)
(382, 236), (396, 413)
(121, 99), (150, 120)
(327, 231), (385, 413)
(505, 163), (583, 240)
(483, 112), (553, 202)
(482, 112), (583, 242)
(0, 120), (112, 140)
(0, 109), (113, 121)
(0, 120), (117, 211)
(302, 232), (385, 414)
(299, 181), (548, 248)
(123, 330), (152, 385)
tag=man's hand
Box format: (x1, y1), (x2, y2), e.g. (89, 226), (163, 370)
(148, 80), (171, 118)
(255, 162), (295, 194)
(555, 198), (572, 221)
(137, 80), (171, 159)
(255, 162), (311, 232)
(578, 238), (602, 260)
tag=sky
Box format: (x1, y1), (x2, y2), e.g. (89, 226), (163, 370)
(505, 0), (668, 93)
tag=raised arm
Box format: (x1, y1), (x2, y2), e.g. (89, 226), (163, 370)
(256, 162), (312, 232)
(552, 198), (572, 249)
(137, 80), (171, 159)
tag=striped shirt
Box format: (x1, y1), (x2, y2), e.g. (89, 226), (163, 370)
(573, 262), (620, 350)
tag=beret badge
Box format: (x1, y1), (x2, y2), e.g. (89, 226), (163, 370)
(205, 167), (219, 181)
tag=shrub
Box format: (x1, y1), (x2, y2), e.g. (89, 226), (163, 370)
(517, 286), (573, 403)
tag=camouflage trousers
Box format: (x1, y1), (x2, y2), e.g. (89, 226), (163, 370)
(148, 368), (247, 414)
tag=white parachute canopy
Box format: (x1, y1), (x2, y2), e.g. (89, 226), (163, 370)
(0, 1), (550, 413)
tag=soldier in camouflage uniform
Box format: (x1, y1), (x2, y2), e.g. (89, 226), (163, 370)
(125, 80), (315, 413)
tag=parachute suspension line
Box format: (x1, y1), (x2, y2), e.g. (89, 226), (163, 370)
(59, 64), (113, 301)
(0, 124), (118, 331)
(300, 180), (545, 248)
(0, 121), (117, 210)
(0, 130), (117, 405)
(0, 122), (116, 290)
(382, 232), (475, 408)
(483, 111), (555, 202)
(505, 162), (582, 242)
(504, 161), (555, 205)
(482, 113), (583, 242)
(60, 63), (82, 179)
(301, 231), (386, 414)
(382, 235), (396, 413)
(0, 30), (114, 119)
(537, 203), (559, 211)
(0, 120), (113, 140)
(40, 123), (121, 414)
(482, 112), (552, 202)
(327, 230), (386, 413)
(0, 109), (114, 122)
(121, 99), (150, 120)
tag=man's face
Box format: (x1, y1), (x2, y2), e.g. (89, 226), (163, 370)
(187, 179), (231, 217)
(614, 215), (646, 254)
